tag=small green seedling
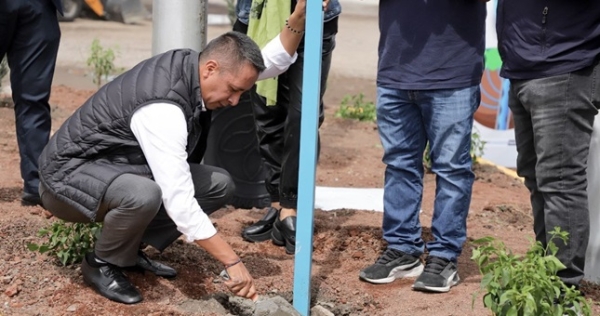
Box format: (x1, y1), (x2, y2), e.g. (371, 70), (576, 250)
(335, 93), (377, 122)
(28, 220), (102, 266)
(86, 39), (117, 89)
(472, 227), (591, 316)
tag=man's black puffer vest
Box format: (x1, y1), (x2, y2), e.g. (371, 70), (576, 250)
(38, 49), (211, 221)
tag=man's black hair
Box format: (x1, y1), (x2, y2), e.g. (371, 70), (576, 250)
(200, 31), (266, 73)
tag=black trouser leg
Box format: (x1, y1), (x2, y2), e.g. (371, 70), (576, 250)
(251, 37), (336, 209)
(0, 0), (60, 195)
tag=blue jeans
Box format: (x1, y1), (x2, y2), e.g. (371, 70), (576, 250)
(377, 85), (480, 262)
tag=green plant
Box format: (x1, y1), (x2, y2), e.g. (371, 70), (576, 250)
(471, 128), (486, 163)
(422, 129), (486, 172)
(27, 220), (102, 266)
(423, 142), (432, 172)
(0, 56), (8, 89)
(471, 227), (591, 316)
(335, 93), (377, 122)
(86, 39), (116, 89)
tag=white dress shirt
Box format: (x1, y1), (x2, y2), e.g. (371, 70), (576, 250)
(130, 34), (297, 241)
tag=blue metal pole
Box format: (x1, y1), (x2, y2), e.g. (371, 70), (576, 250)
(292, 0), (324, 314)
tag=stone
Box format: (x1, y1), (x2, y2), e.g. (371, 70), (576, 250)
(351, 251), (363, 259)
(66, 304), (78, 312)
(178, 298), (228, 315)
(4, 284), (19, 297)
(228, 296), (255, 316)
(254, 296), (300, 316)
(318, 302), (335, 309)
(310, 305), (334, 316)
(2, 276), (11, 284)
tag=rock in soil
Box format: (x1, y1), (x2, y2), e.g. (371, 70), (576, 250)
(254, 296), (300, 316)
(178, 298), (228, 315)
(311, 305), (335, 316)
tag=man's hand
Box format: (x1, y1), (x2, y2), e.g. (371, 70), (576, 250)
(223, 261), (258, 301)
(292, 0), (306, 20)
(194, 233), (258, 300)
(292, 0), (329, 17)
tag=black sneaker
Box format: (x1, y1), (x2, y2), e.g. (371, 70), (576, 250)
(412, 256), (459, 293)
(359, 248), (423, 284)
(21, 192), (43, 207)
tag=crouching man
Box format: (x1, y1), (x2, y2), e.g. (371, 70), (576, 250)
(37, 2), (308, 303)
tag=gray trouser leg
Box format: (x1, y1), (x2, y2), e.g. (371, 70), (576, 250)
(94, 174), (163, 267)
(509, 59), (600, 287)
(141, 163), (235, 251)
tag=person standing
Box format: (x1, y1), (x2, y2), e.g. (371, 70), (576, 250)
(237, 0), (341, 254)
(359, 0), (486, 293)
(497, 0), (600, 290)
(0, 0), (62, 206)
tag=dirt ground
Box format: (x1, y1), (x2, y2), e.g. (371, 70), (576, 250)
(0, 76), (598, 316)
(1, 9), (600, 316)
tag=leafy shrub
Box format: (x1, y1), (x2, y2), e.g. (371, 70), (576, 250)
(422, 129), (486, 172)
(86, 39), (116, 89)
(471, 227), (591, 316)
(470, 127), (486, 163)
(28, 221), (102, 266)
(0, 56), (8, 89)
(335, 93), (377, 122)
(423, 142), (432, 172)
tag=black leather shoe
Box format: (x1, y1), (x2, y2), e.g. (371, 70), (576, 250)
(242, 207), (279, 242)
(271, 215), (296, 255)
(21, 192), (42, 207)
(134, 251), (177, 278)
(81, 255), (142, 304)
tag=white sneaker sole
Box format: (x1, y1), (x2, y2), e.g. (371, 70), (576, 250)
(412, 272), (460, 293)
(360, 262), (424, 284)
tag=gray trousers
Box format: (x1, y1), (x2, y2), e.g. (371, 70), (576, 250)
(40, 164), (235, 267)
(509, 59), (600, 287)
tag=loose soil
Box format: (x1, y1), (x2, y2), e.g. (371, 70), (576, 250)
(1, 76), (599, 316)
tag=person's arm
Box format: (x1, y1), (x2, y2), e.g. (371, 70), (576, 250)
(257, 0), (329, 80)
(258, 34), (299, 80)
(279, 0), (307, 56)
(130, 103), (256, 300)
(279, 0), (329, 55)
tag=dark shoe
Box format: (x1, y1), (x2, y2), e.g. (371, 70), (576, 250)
(81, 255), (142, 304)
(134, 251), (177, 278)
(271, 215), (296, 254)
(359, 247), (423, 284)
(242, 207), (279, 242)
(412, 256), (459, 293)
(21, 192), (42, 207)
